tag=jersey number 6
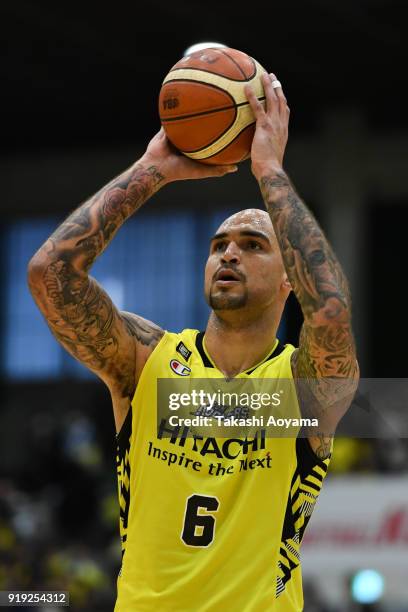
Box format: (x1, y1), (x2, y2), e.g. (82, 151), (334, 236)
(181, 494), (220, 547)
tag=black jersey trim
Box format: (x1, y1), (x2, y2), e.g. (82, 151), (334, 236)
(195, 332), (285, 373)
(116, 406), (132, 457)
(195, 331), (214, 368)
(296, 435), (330, 476)
(281, 490), (297, 541)
(245, 341), (285, 375)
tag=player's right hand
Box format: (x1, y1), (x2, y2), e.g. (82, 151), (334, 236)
(245, 72), (290, 179)
(141, 128), (238, 183)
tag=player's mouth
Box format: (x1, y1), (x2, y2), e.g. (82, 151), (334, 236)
(214, 268), (243, 285)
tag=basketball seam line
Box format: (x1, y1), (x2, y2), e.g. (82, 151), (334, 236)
(218, 49), (248, 79)
(160, 77), (236, 117)
(190, 123), (255, 161)
(161, 96), (266, 123)
(163, 66), (260, 83)
(167, 108), (237, 154)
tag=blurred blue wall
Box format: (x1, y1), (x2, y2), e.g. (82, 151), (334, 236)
(3, 210), (286, 381)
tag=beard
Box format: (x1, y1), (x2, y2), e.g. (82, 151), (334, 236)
(207, 285), (249, 310)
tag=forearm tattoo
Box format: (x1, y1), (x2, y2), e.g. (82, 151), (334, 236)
(260, 172), (351, 321)
(48, 164), (165, 269)
(260, 171), (359, 431)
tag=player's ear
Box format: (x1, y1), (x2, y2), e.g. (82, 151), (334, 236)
(281, 273), (292, 292)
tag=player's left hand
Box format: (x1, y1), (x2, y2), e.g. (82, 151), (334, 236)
(142, 128), (238, 183)
(244, 72), (290, 178)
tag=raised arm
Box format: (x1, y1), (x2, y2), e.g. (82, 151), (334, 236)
(245, 73), (359, 457)
(27, 129), (238, 431)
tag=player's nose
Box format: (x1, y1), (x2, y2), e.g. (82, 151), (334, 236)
(221, 241), (241, 263)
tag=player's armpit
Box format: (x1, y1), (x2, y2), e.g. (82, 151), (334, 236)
(120, 311), (165, 349)
(291, 318), (360, 458)
(119, 311), (165, 381)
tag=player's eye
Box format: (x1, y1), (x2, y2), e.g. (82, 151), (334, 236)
(213, 241), (226, 252)
(247, 240), (262, 250)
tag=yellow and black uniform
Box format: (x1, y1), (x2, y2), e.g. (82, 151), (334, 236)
(115, 329), (330, 612)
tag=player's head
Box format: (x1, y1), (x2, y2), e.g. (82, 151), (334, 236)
(204, 208), (292, 317)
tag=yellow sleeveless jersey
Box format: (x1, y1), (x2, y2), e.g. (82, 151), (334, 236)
(115, 329), (330, 611)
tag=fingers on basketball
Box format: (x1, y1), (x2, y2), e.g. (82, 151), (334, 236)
(245, 84), (264, 118)
(268, 73), (290, 116)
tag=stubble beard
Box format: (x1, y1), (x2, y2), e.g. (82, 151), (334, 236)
(208, 286), (249, 311)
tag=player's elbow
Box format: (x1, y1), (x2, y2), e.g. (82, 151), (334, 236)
(323, 295), (352, 323)
(309, 296), (352, 328)
(27, 249), (53, 302)
(27, 251), (47, 283)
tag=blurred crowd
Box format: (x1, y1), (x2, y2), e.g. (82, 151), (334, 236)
(0, 402), (119, 610)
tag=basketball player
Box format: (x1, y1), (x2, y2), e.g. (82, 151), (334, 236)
(27, 72), (359, 610)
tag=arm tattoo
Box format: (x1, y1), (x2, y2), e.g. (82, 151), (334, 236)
(260, 171), (350, 320)
(121, 312), (164, 347)
(313, 433), (333, 460)
(48, 164), (165, 268)
(42, 262), (117, 370)
(259, 170), (359, 430)
(29, 163), (165, 392)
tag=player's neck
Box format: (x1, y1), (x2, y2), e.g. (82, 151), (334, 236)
(204, 310), (280, 378)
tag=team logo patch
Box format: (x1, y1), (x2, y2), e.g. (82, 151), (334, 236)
(170, 359), (191, 376)
(176, 341), (192, 362)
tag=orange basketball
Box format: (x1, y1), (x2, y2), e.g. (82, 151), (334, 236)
(158, 47), (266, 165)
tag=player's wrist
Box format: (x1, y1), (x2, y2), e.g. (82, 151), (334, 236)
(135, 155), (170, 188)
(251, 160), (284, 182)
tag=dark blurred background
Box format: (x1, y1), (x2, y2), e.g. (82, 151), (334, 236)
(1, 1), (407, 610)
